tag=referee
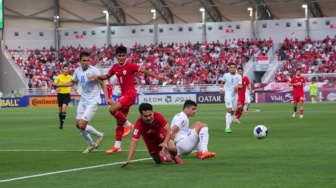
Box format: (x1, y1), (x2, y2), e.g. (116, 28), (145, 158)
(54, 64), (77, 129)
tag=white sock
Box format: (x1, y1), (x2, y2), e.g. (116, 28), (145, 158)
(84, 125), (102, 137)
(197, 127), (209, 151)
(226, 113), (232, 129)
(124, 120), (131, 126)
(243, 104), (248, 112)
(79, 129), (94, 145)
(114, 141), (121, 148)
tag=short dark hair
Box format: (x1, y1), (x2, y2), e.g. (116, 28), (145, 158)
(228, 63), (236, 67)
(116, 46), (127, 55)
(296, 68), (302, 72)
(79, 51), (90, 60)
(183, 100), (197, 109)
(139, 103), (153, 114)
(62, 64), (69, 69)
(238, 67), (244, 71)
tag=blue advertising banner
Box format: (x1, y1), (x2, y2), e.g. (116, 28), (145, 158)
(0, 97), (28, 108)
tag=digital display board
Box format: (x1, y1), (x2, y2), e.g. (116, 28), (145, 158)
(0, 0), (3, 29)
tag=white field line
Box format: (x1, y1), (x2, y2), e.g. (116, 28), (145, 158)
(0, 157), (151, 183)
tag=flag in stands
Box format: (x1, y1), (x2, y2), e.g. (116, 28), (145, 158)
(257, 56), (269, 64)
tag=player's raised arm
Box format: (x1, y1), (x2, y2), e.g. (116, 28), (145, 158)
(139, 67), (166, 81)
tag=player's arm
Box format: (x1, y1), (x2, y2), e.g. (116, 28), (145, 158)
(248, 83), (252, 94)
(98, 79), (113, 105)
(89, 73), (111, 81)
(219, 82), (225, 94)
(171, 125), (180, 141)
(139, 67), (166, 81)
(160, 124), (172, 149)
(53, 80), (76, 87)
(120, 139), (139, 168)
(289, 80), (296, 87)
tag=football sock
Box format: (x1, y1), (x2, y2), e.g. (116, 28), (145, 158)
(294, 106), (297, 113)
(168, 148), (177, 157)
(226, 113), (232, 129)
(124, 120), (131, 126)
(300, 109), (304, 115)
(236, 109), (243, 119)
(79, 129), (94, 145)
(116, 124), (124, 141)
(197, 127), (209, 151)
(60, 112), (66, 125)
(84, 125), (102, 137)
(59, 112), (62, 124)
(243, 105), (248, 112)
(112, 111), (127, 124)
(114, 141), (121, 148)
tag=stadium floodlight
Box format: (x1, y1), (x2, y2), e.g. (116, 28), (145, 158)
(151, 9), (158, 44)
(200, 8), (206, 42)
(302, 4), (308, 8)
(103, 10), (110, 45)
(247, 7), (253, 17)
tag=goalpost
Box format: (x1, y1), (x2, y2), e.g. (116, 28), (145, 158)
(301, 73), (336, 102)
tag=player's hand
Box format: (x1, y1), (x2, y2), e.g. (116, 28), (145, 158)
(157, 74), (167, 82)
(52, 83), (58, 89)
(106, 98), (113, 106)
(120, 161), (130, 168)
(233, 86), (238, 91)
(159, 142), (168, 149)
(88, 75), (98, 80)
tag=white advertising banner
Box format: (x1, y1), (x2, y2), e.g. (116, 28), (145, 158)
(139, 94), (196, 105)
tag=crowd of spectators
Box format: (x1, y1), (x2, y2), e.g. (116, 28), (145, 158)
(274, 35), (336, 83)
(7, 38), (271, 90)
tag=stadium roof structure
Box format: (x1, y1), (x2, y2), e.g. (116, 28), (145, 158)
(4, 0), (336, 28)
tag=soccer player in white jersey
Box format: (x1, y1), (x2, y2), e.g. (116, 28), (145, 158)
(219, 63), (242, 133)
(244, 86), (252, 114)
(53, 52), (113, 153)
(171, 100), (216, 159)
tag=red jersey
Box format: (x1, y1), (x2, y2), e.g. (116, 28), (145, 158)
(106, 83), (113, 99)
(132, 112), (168, 143)
(107, 61), (140, 96)
(238, 76), (250, 99)
(290, 76), (305, 95)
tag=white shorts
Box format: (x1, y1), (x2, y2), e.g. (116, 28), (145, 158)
(76, 102), (98, 122)
(175, 129), (199, 155)
(225, 98), (238, 111)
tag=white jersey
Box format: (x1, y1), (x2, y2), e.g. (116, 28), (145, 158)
(220, 73), (242, 99)
(170, 111), (190, 143)
(72, 65), (101, 105)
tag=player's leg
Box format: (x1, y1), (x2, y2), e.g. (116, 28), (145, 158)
(60, 94), (70, 129)
(235, 99), (244, 123)
(166, 139), (183, 164)
(76, 103), (95, 153)
(186, 126), (215, 159)
(57, 95), (63, 129)
(77, 103), (104, 152)
(292, 94), (298, 117)
(224, 98), (234, 133)
(121, 107), (133, 137)
(106, 119), (123, 154)
(299, 96), (304, 119)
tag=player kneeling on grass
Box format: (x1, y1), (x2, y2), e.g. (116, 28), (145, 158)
(171, 100), (216, 160)
(120, 103), (183, 168)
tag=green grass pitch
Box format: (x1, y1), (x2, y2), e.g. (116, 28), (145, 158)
(0, 103), (335, 188)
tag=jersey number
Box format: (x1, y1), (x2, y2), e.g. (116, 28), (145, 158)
(119, 77), (123, 84)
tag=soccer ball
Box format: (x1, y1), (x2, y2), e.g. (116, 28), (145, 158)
(253, 125), (268, 139)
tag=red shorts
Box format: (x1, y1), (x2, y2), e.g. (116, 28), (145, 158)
(293, 93), (304, 103)
(144, 131), (166, 157)
(117, 94), (136, 114)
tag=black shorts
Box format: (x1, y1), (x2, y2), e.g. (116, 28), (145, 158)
(57, 93), (71, 107)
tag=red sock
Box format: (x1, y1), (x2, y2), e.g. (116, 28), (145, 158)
(115, 123), (124, 141)
(112, 110), (127, 124)
(300, 109), (304, 115)
(236, 109), (243, 119)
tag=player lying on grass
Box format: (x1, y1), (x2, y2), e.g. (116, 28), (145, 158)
(120, 103), (183, 168)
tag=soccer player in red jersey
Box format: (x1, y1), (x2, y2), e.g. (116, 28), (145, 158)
(234, 68), (251, 123)
(120, 103), (183, 167)
(106, 79), (114, 99)
(92, 46), (166, 154)
(289, 69), (306, 118)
